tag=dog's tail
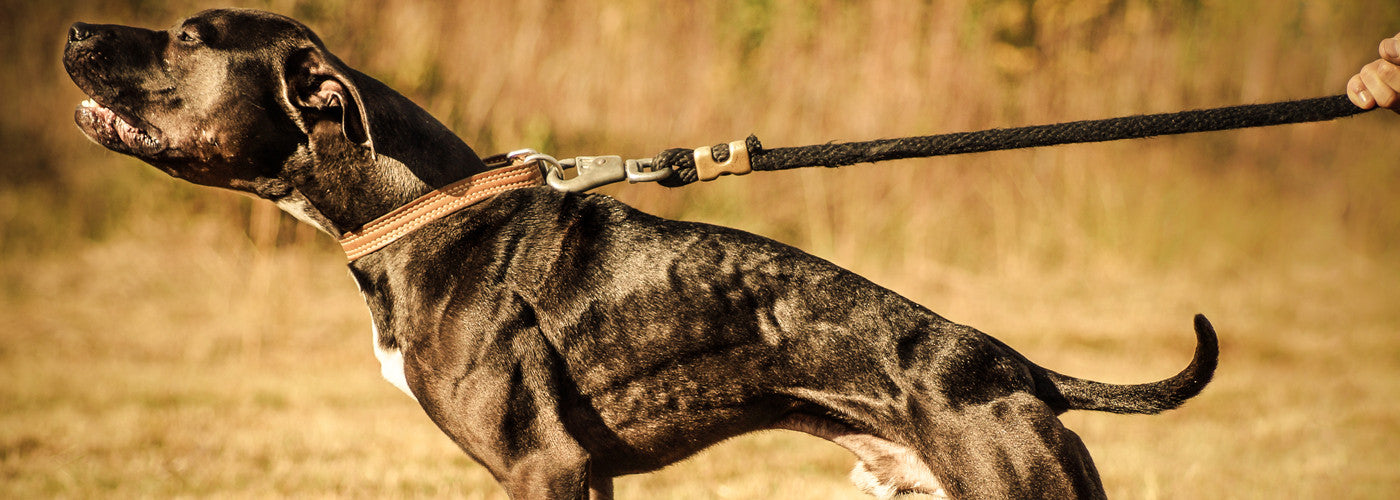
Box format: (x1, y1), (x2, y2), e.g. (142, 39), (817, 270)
(1039, 314), (1219, 414)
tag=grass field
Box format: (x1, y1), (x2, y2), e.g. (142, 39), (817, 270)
(5, 0), (1400, 498)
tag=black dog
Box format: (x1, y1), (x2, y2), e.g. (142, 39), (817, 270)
(65, 9), (1217, 499)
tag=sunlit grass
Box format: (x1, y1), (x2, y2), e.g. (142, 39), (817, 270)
(5, 0), (1400, 498)
(4, 210), (1398, 498)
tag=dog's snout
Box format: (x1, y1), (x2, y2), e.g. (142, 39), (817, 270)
(68, 22), (96, 43)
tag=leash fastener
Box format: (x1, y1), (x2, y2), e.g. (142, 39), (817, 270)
(693, 140), (752, 181)
(543, 155), (673, 192)
(511, 149), (567, 184)
(624, 158), (672, 183)
(548, 155), (625, 192)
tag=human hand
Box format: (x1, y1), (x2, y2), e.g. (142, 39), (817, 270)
(1348, 33), (1400, 112)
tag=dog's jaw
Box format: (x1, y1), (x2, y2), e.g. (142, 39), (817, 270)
(74, 98), (167, 158)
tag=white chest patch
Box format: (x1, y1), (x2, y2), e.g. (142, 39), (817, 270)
(371, 322), (417, 401)
(352, 274), (417, 401)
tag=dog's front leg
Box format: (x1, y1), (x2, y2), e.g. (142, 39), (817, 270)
(403, 303), (601, 499)
(494, 454), (612, 500)
(494, 446), (593, 500)
(587, 467), (614, 500)
(412, 355), (599, 499)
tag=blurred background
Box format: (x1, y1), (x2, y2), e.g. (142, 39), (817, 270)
(3, 0), (1399, 497)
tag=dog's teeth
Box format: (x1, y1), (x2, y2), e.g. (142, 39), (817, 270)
(81, 99), (96, 107)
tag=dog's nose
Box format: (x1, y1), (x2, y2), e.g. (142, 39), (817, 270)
(69, 22), (94, 43)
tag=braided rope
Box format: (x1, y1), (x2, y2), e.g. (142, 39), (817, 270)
(654, 94), (1369, 187)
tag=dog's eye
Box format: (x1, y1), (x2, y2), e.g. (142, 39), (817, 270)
(178, 31), (198, 43)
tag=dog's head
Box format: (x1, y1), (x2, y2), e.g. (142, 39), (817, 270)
(63, 8), (372, 195)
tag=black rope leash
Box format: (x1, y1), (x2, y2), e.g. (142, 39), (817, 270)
(529, 94), (1370, 192)
(648, 94), (1369, 188)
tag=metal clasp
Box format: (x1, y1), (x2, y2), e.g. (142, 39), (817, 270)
(536, 154), (673, 193)
(624, 158), (671, 183)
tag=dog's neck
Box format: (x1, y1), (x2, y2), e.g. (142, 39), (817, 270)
(270, 72), (491, 237)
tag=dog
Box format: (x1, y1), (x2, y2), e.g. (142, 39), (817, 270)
(64, 9), (1218, 499)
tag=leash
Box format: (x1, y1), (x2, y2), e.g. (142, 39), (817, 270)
(540, 94), (1371, 192)
(339, 93), (1370, 261)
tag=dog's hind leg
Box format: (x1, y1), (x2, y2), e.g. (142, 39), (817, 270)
(916, 393), (1106, 500)
(774, 414), (947, 499)
(847, 448), (949, 499)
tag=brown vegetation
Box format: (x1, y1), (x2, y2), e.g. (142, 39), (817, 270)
(3, 0), (1399, 497)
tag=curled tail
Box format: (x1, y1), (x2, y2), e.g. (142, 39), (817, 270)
(1040, 314), (1219, 414)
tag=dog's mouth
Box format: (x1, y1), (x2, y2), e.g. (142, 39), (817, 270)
(75, 97), (166, 158)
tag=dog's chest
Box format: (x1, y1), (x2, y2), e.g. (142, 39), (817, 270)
(350, 272), (416, 400)
(370, 320), (415, 400)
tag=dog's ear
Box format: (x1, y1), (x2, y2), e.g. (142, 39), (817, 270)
(280, 47), (373, 153)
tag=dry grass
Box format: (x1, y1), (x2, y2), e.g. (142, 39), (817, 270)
(4, 0), (1400, 498)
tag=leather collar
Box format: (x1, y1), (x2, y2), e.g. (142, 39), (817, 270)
(339, 158), (543, 261)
